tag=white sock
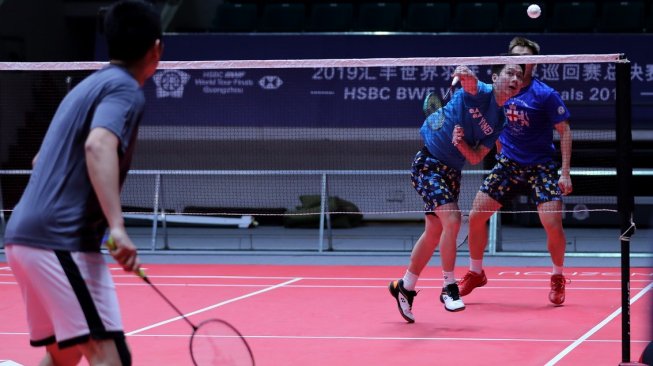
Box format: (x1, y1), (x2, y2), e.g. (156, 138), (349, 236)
(402, 270), (418, 291)
(470, 259), (483, 274)
(443, 271), (456, 286)
(552, 265), (564, 275)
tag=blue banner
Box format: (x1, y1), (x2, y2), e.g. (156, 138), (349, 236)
(96, 34), (653, 129)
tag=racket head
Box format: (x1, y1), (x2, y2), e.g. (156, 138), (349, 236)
(422, 92), (442, 117)
(190, 319), (255, 366)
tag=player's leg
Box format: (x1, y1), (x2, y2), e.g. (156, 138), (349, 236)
(41, 344), (83, 366)
(538, 200), (566, 267)
(530, 161), (568, 305)
(408, 213), (443, 276)
(537, 199), (568, 305)
(460, 155), (520, 296)
(78, 337), (131, 366)
(468, 192), (501, 261)
(435, 202), (465, 312)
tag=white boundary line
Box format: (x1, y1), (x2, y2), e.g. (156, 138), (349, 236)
(5, 269), (653, 285)
(0, 281), (648, 291)
(125, 277), (301, 336)
(544, 281), (653, 366)
(2, 330), (650, 345)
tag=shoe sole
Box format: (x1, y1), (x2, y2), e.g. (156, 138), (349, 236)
(444, 303), (466, 312)
(388, 282), (415, 323)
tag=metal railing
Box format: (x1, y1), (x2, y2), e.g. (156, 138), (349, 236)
(1, 168), (652, 257)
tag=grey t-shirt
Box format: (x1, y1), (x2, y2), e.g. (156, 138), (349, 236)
(4, 64), (145, 252)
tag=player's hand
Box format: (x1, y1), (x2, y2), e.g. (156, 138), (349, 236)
(107, 227), (140, 273)
(452, 125), (464, 146)
(559, 174), (573, 196)
(452, 66), (478, 95)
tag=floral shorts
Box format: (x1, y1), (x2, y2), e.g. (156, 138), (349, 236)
(410, 147), (461, 213)
(480, 153), (562, 206)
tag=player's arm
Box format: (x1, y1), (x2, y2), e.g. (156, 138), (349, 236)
(85, 127), (139, 272)
(451, 125), (492, 165)
(555, 120), (573, 195)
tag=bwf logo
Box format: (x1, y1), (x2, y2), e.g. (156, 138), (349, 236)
(152, 70), (191, 98)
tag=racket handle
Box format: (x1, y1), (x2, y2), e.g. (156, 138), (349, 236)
(105, 236), (147, 279)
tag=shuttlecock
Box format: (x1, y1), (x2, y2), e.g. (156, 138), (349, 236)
(527, 4), (541, 19)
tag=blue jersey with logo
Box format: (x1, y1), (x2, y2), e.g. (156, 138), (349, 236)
(420, 81), (505, 171)
(500, 78), (570, 165)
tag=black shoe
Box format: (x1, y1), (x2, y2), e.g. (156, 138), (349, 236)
(440, 283), (465, 312)
(388, 279), (417, 323)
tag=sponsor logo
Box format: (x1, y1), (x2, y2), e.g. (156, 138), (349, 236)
(152, 70), (191, 98)
(259, 75), (283, 90)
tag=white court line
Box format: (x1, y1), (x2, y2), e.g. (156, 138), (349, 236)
(126, 278), (302, 336)
(1, 280), (650, 291)
(1, 330), (650, 345)
(119, 333), (652, 344)
(125, 284), (650, 291)
(544, 281), (653, 366)
(104, 274), (653, 282)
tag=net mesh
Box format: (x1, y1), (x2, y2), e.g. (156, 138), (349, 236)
(0, 55), (628, 229)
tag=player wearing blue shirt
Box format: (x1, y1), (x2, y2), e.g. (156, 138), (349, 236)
(389, 63), (524, 322)
(4, 1), (162, 364)
(460, 37), (573, 306)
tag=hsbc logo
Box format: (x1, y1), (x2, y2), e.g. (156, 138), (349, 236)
(259, 75), (283, 90)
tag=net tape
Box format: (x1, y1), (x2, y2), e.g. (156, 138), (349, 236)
(0, 54), (627, 71)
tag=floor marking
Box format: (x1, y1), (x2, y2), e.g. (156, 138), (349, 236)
(1, 279), (650, 291)
(544, 281), (653, 365)
(1, 330), (650, 345)
(0, 361), (25, 366)
(101, 273), (653, 283)
(118, 334), (650, 343)
(126, 278), (302, 335)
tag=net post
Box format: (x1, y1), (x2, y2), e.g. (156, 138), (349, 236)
(487, 212), (501, 255)
(615, 57), (634, 364)
(318, 174), (327, 252)
(0, 177), (5, 249)
(150, 173), (162, 251)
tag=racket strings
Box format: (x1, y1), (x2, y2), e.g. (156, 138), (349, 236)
(191, 319), (255, 366)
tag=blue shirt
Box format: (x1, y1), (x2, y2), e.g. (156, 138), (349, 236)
(420, 81), (505, 171)
(4, 65), (145, 252)
(500, 78), (571, 165)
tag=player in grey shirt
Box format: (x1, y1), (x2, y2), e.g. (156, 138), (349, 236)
(4, 1), (162, 364)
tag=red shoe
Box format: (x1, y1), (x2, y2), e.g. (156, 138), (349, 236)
(549, 274), (569, 305)
(458, 270), (487, 296)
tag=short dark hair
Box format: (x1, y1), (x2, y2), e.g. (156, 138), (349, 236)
(508, 36), (540, 55)
(104, 0), (162, 63)
(491, 54), (525, 76)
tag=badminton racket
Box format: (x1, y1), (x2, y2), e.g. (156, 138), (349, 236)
(422, 79), (457, 129)
(106, 237), (255, 366)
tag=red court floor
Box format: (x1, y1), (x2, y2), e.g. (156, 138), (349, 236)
(0, 263), (651, 365)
